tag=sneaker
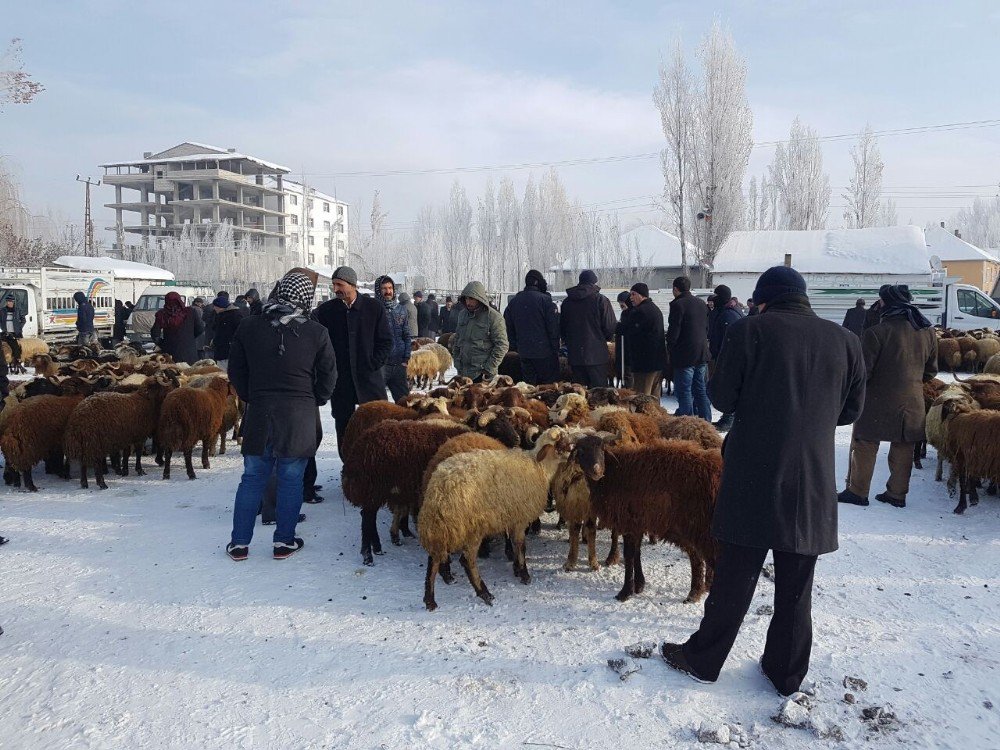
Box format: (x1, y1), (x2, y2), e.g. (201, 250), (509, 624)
(262, 519), (276, 526)
(876, 492), (905, 508)
(273, 538), (304, 560)
(226, 543), (249, 561)
(660, 642), (714, 684)
(837, 489), (869, 507)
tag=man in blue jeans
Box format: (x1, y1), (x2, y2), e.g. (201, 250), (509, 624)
(666, 276), (712, 420)
(225, 271), (337, 561)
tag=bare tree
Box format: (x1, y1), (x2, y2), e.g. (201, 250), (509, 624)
(878, 198), (898, 228)
(950, 196), (1000, 249)
(745, 175), (759, 230)
(477, 179), (499, 290)
(768, 117), (830, 230)
(0, 38), (44, 111)
(496, 176), (521, 291)
(441, 181), (472, 290)
(842, 124), (885, 229)
(347, 191), (389, 279)
(654, 40), (695, 276)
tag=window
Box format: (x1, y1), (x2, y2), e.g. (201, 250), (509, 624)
(307, 199), (313, 209)
(337, 205), (344, 217)
(325, 254), (331, 264)
(323, 202), (330, 212)
(323, 220), (330, 230)
(290, 214), (298, 225)
(323, 238), (330, 247)
(290, 194), (298, 206)
(337, 240), (345, 250)
(309, 236), (315, 246)
(308, 218), (314, 228)
(956, 288), (999, 319)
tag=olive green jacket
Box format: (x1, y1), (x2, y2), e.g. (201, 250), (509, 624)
(450, 281), (509, 379)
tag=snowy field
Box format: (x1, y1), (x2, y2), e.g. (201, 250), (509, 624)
(1, 394), (999, 750)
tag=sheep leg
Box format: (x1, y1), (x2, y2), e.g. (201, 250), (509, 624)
(133, 443), (145, 476)
(79, 462), (89, 489)
(218, 428), (227, 456)
(390, 507), (403, 546)
(439, 557), (455, 584)
(21, 469), (37, 493)
(161, 450), (172, 480)
(201, 441), (211, 469)
(605, 529), (621, 567)
(182, 450), (196, 480)
(459, 548), (494, 606)
(154, 441), (164, 466)
(921, 441), (928, 459)
(913, 442), (923, 470)
(503, 534), (515, 561)
(515, 534), (531, 585)
(683, 546), (706, 603)
(3, 465), (19, 486)
(119, 446), (130, 477)
(970, 479), (980, 507)
(564, 521), (582, 571)
(954, 471), (969, 515)
(110, 451), (122, 476)
(399, 513), (415, 538)
(633, 539), (646, 594)
(360, 508), (377, 565)
(423, 555), (440, 611)
(585, 519), (599, 571)
(94, 463), (108, 491)
(935, 454), (944, 482)
(615, 535), (636, 602)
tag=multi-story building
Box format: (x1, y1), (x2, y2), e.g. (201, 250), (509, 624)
(279, 180), (350, 269)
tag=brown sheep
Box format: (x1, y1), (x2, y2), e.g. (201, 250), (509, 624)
(157, 378), (232, 480)
(420, 432), (507, 500)
(64, 375), (175, 489)
(0, 394), (84, 491)
(497, 351), (523, 382)
(341, 401), (419, 461)
(342, 419), (469, 565)
(574, 437), (723, 603)
(437, 332), (454, 349)
(956, 336), (979, 370)
(629, 394), (672, 418)
(656, 414), (724, 450)
(985, 353), (1000, 375)
(945, 409), (1000, 514)
(937, 338), (962, 371)
(550, 392), (590, 426)
(592, 410), (662, 444)
(973, 337), (1000, 372)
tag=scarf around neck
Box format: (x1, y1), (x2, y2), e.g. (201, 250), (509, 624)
(879, 284), (932, 330)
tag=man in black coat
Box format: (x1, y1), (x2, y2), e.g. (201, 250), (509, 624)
(414, 291), (432, 338)
(503, 269), (560, 385)
(559, 270), (616, 387)
(439, 296), (457, 334)
(707, 284), (745, 432)
(666, 276), (711, 420)
(623, 283), (665, 396)
(614, 291), (634, 388)
(661, 266), (866, 697)
(842, 299), (867, 336)
(226, 271), (337, 561)
(426, 293), (440, 336)
(313, 266), (392, 457)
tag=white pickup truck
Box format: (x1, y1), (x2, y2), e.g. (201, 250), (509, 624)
(0, 267), (117, 342)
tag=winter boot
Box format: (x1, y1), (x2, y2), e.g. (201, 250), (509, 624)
(713, 413), (735, 433)
(875, 492), (905, 508)
(838, 489), (869, 507)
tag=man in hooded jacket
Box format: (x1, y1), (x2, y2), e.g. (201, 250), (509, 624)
(397, 292), (419, 338)
(376, 275), (412, 401)
(74, 291), (97, 347)
(503, 269), (559, 384)
(559, 270), (616, 387)
(450, 281), (508, 381)
(226, 271), (335, 561)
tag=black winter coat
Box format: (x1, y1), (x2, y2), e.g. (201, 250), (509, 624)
(622, 298), (666, 373)
(439, 306), (457, 334)
(559, 284), (616, 367)
(427, 300), (440, 332)
(150, 308), (204, 366)
(842, 306), (866, 337)
(614, 305), (634, 375)
(314, 294), (392, 405)
(503, 284), (560, 359)
(228, 315), (336, 458)
(415, 301), (433, 338)
(75, 299), (95, 333)
(708, 304), (744, 359)
(666, 292), (709, 369)
(708, 299), (866, 556)
(212, 306), (247, 360)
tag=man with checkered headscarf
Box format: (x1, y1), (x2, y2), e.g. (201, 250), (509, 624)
(225, 270), (337, 562)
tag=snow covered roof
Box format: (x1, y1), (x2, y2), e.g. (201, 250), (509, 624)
(924, 226), (999, 263)
(53, 256), (175, 281)
(713, 226), (931, 275)
(553, 224), (700, 271)
(101, 144), (289, 173)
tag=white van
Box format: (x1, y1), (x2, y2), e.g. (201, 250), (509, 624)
(127, 284), (215, 342)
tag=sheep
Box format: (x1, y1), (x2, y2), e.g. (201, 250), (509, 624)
(937, 338), (962, 371)
(30, 354), (59, 377)
(156, 377), (233, 480)
(422, 342), (453, 383)
(591, 410), (662, 444)
(341, 401), (419, 461)
(628, 394), (672, 418)
(914, 377), (947, 469)
(657, 415), (724, 450)
(944, 410), (1000, 514)
(973, 337), (1000, 372)
(419, 431), (567, 610)
(63, 375), (175, 489)
(182, 373), (240, 455)
(497, 351), (523, 383)
(466, 406), (540, 448)
(342, 418), (470, 565)
(407, 348), (441, 389)
(956, 336), (979, 370)
(926, 385), (980, 482)
(550, 392), (590, 426)
(2, 335), (49, 374)
(985, 353), (1000, 375)
(572, 436), (723, 603)
(0, 394), (85, 491)
(421, 432), (507, 498)
(437, 332), (454, 349)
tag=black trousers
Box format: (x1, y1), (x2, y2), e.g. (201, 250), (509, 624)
(383, 363), (410, 402)
(571, 364), (609, 388)
(521, 355), (560, 385)
(682, 542), (818, 695)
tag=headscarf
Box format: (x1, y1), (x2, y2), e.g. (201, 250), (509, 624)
(374, 275), (397, 310)
(879, 284), (931, 330)
(263, 272), (316, 355)
(154, 291), (188, 332)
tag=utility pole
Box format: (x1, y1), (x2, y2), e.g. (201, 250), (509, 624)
(76, 174), (101, 256)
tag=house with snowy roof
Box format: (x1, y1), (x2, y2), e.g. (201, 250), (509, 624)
(924, 224), (1000, 294)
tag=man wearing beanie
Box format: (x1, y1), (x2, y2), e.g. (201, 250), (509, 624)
(662, 265), (866, 697)
(503, 270), (560, 384)
(314, 266), (392, 458)
(666, 276), (712, 419)
(559, 269), (617, 387)
(623, 283), (665, 396)
(707, 284), (744, 432)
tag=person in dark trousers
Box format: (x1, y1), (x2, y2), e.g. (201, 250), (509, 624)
(707, 284), (745, 432)
(376, 274), (412, 401)
(614, 291), (634, 389)
(414, 291), (432, 338)
(150, 291), (204, 365)
(210, 295), (248, 365)
(397, 291), (419, 338)
(450, 281), (509, 381)
(503, 269), (560, 385)
(559, 270), (616, 387)
(202, 290), (227, 350)
(73, 291), (97, 347)
(840, 284), (937, 509)
(245, 289), (263, 316)
(112, 299), (127, 342)
(666, 276), (711, 420)
(191, 297), (207, 358)
(842, 299), (867, 337)
(426, 293), (440, 336)
(313, 266), (392, 458)
(226, 271), (336, 561)
(661, 266), (866, 697)
(1, 295), (25, 337)
(623, 283), (666, 396)
(439, 296), (457, 334)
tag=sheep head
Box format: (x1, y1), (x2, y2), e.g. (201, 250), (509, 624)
(550, 392), (589, 426)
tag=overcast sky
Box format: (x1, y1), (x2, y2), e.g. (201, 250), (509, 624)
(3, 0), (999, 241)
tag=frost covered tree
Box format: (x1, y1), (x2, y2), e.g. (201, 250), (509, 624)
(496, 177), (521, 291)
(950, 197), (1000, 249)
(842, 125), (886, 229)
(476, 180), (499, 290)
(878, 198), (898, 228)
(768, 117), (830, 230)
(0, 38), (44, 111)
(745, 176), (759, 230)
(441, 181), (473, 291)
(654, 40), (695, 276)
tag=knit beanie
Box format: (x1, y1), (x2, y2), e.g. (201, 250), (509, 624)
(630, 282), (649, 298)
(579, 269), (598, 285)
(525, 269), (547, 291)
(616, 291), (630, 304)
(332, 266), (358, 287)
(713, 284), (733, 306)
(752, 266), (807, 306)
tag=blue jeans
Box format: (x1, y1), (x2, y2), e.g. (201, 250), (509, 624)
(231, 443), (308, 546)
(674, 364), (713, 421)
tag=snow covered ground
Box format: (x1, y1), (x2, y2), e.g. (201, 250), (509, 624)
(1, 394), (998, 749)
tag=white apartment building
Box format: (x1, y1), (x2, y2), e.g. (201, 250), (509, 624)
(279, 180), (350, 269)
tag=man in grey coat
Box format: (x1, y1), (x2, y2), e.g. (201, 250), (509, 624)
(397, 292), (419, 338)
(661, 266), (866, 697)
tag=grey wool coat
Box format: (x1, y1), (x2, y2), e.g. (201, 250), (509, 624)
(707, 299), (866, 556)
